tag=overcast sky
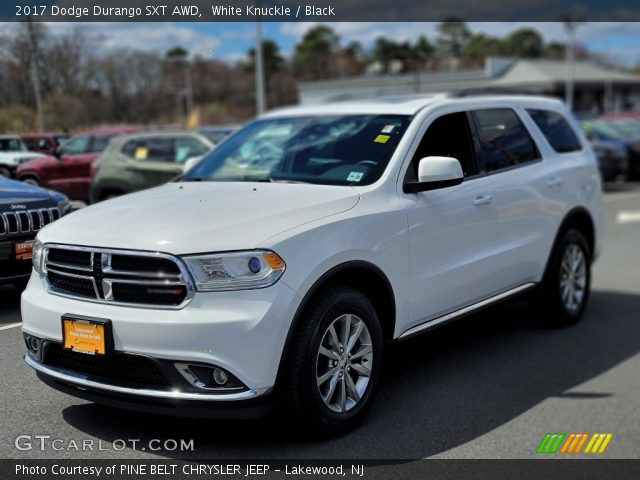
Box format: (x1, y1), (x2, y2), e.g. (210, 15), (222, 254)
(37, 22), (640, 66)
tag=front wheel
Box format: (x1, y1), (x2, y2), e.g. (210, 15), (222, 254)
(21, 177), (40, 187)
(529, 228), (591, 326)
(283, 287), (384, 435)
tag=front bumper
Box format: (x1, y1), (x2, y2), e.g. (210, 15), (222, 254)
(25, 354), (273, 419)
(21, 273), (301, 416)
(0, 237), (33, 285)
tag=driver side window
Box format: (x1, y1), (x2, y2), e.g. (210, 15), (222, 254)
(408, 112), (477, 181)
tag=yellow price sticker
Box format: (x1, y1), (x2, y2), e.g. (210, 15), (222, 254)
(134, 147), (148, 159)
(374, 134), (390, 144)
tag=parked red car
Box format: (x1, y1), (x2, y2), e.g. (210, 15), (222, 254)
(20, 132), (70, 156)
(16, 126), (139, 201)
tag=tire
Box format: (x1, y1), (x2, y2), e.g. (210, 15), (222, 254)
(283, 286), (384, 435)
(529, 228), (591, 326)
(22, 177), (40, 187)
(0, 167), (11, 178)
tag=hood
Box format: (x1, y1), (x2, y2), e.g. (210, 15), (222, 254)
(38, 182), (360, 254)
(0, 151), (45, 165)
(0, 176), (65, 206)
(15, 154), (57, 171)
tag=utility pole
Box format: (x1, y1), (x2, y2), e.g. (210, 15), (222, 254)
(255, 20), (266, 115)
(563, 19), (583, 112)
(26, 19), (44, 132)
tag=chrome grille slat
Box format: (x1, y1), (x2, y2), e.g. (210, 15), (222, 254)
(0, 207), (60, 237)
(42, 244), (194, 309)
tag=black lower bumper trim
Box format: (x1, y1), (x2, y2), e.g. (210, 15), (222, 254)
(37, 372), (273, 420)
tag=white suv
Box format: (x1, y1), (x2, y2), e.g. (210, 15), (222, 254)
(22, 95), (603, 433)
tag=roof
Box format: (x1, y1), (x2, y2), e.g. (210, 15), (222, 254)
(263, 95), (447, 117)
(108, 129), (214, 145)
(263, 93), (565, 118)
(76, 126), (141, 135)
(492, 59), (640, 88)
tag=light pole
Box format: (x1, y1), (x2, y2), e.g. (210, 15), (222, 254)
(563, 20), (583, 112)
(26, 19), (44, 132)
(255, 20), (266, 115)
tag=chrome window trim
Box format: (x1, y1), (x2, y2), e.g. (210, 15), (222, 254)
(41, 243), (196, 310)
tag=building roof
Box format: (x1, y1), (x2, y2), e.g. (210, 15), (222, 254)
(298, 58), (640, 105)
(492, 59), (640, 88)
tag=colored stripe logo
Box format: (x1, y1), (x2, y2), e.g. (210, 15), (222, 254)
(537, 433), (613, 454)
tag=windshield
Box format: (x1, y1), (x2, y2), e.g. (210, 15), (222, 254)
(183, 115), (411, 186)
(0, 137), (27, 152)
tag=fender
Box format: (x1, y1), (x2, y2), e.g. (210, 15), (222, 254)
(274, 260), (396, 388)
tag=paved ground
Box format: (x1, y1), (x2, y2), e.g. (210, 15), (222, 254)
(1, 186), (639, 460)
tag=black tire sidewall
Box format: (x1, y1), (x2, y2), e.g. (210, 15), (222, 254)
(289, 287), (384, 432)
(539, 228), (591, 324)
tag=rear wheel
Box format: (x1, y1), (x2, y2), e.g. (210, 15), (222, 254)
(283, 287), (384, 435)
(529, 228), (591, 326)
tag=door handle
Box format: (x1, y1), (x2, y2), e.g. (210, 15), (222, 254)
(547, 176), (563, 188)
(473, 194), (493, 206)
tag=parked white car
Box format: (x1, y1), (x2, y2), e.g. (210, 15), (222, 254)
(22, 95), (603, 433)
(0, 135), (46, 178)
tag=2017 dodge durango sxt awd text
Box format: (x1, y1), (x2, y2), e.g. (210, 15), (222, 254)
(22, 95), (603, 433)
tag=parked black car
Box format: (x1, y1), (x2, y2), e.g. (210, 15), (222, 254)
(0, 176), (70, 289)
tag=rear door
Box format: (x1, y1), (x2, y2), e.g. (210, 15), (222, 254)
(469, 107), (559, 288)
(405, 110), (499, 329)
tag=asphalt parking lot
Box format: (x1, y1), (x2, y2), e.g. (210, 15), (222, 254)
(1, 185), (639, 460)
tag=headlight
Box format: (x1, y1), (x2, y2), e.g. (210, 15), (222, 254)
(182, 250), (285, 292)
(32, 239), (44, 276)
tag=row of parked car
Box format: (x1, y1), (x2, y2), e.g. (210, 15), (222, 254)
(580, 112), (640, 182)
(0, 126), (237, 204)
(1, 114), (638, 208)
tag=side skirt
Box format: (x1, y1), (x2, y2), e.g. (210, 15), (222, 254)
(397, 283), (537, 341)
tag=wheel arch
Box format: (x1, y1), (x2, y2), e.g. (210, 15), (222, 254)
(17, 171), (42, 184)
(275, 260), (396, 387)
(555, 207), (596, 258)
(542, 206), (596, 280)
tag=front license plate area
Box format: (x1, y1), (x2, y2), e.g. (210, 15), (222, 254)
(62, 316), (112, 356)
(15, 240), (34, 260)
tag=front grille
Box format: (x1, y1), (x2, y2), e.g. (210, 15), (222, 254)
(112, 283), (188, 306)
(43, 245), (192, 308)
(48, 271), (96, 298)
(44, 343), (172, 388)
(0, 207), (60, 237)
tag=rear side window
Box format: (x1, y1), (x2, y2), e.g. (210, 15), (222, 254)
(527, 109), (582, 153)
(471, 108), (539, 172)
(90, 135), (112, 153)
(122, 137), (174, 163)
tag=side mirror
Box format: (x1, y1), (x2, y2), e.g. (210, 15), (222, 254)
(52, 147), (62, 159)
(404, 156), (464, 193)
(183, 155), (202, 173)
